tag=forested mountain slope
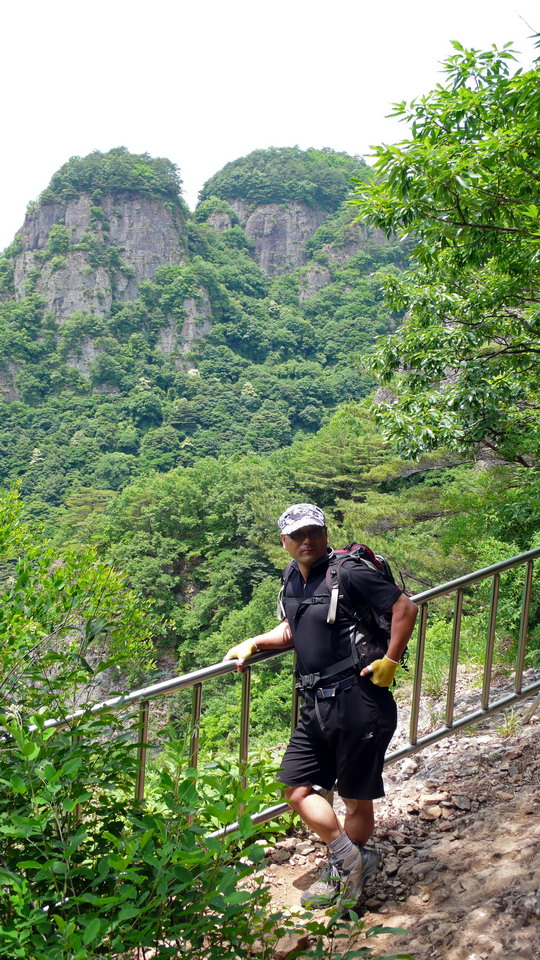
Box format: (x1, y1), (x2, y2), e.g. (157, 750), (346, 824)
(1, 127), (538, 748)
(1, 46), (539, 960)
(0, 146), (405, 525)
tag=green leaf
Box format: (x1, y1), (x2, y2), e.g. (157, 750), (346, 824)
(118, 904), (140, 921)
(82, 916), (102, 945)
(22, 741), (40, 760)
(238, 812), (254, 835)
(9, 775), (28, 793)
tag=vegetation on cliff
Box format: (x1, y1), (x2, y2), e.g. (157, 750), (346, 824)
(0, 149), (405, 525)
(37, 146), (185, 207)
(198, 146), (369, 210)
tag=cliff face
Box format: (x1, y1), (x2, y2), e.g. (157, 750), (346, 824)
(208, 198), (390, 282)
(227, 199), (328, 276)
(13, 193), (187, 320)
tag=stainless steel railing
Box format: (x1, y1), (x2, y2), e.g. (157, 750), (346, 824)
(37, 546), (540, 830)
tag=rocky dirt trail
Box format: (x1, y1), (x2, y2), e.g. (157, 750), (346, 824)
(261, 671), (540, 960)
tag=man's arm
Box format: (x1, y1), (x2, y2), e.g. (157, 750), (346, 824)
(386, 593), (418, 663)
(223, 620), (293, 669)
(360, 592), (418, 686)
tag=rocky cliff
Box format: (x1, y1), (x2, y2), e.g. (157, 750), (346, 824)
(207, 197), (390, 281)
(13, 193), (187, 321)
(226, 199), (328, 276)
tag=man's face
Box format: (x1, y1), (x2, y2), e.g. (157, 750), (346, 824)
(281, 525), (328, 569)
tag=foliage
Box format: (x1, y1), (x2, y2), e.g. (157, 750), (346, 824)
(0, 709), (265, 959)
(0, 486), (154, 717)
(193, 195), (240, 226)
(352, 41), (540, 464)
(0, 707), (410, 959)
(0, 184), (402, 519)
(2, 136), (539, 755)
(199, 146), (370, 211)
(39, 147), (184, 206)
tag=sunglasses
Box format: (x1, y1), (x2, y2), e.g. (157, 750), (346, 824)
(286, 526), (326, 542)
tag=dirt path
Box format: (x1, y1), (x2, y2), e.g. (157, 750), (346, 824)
(262, 677), (540, 960)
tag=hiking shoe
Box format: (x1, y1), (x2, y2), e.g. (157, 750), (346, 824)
(300, 857), (341, 907)
(337, 845), (379, 909)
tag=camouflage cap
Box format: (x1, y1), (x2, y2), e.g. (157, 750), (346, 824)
(278, 503), (326, 536)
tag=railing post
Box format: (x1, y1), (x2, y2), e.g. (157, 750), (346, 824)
(135, 699), (150, 804)
(482, 574), (500, 710)
(410, 602), (428, 745)
(446, 589), (464, 727)
(190, 682), (202, 771)
(239, 666), (251, 792)
(515, 561), (534, 694)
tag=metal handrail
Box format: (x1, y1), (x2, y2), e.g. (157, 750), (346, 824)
(31, 546), (540, 827)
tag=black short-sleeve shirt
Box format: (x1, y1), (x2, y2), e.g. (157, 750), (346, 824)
(282, 549), (402, 676)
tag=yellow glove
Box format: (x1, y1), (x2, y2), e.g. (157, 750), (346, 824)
(223, 639), (259, 663)
(367, 655), (398, 687)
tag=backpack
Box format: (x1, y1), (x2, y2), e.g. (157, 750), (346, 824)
(278, 544), (403, 692)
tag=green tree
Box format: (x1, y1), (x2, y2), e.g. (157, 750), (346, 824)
(0, 486), (154, 717)
(199, 146), (369, 210)
(353, 41), (540, 464)
(38, 147), (185, 206)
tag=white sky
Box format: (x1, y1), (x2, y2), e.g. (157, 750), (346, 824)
(1, 0), (538, 252)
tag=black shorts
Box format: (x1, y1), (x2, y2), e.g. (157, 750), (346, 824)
(277, 676), (397, 800)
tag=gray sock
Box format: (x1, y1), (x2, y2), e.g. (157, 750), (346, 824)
(329, 831), (355, 864)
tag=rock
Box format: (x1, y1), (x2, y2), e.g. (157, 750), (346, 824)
(401, 757), (419, 775)
(419, 792), (447, 806)
(13, 193), (187, 319)
(365, 896), (383, 909)
(520, 893), (540, 920)
(409, 861), (435, 880)
(228, 199), (327, 275)
(270, 848), (292, 864)
(273, 931), (311, 959)
(298, 263), (332, 300)
(452, 795), (472, 810)
(398, 845), (416, 857)
(420, 804), (442, 820)
(295, 841), (315, 855)
(277, 837), (297, 852)
(384, 857), (401, 876)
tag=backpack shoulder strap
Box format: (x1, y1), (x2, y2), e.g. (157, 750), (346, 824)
(326, 552), (340, 624)
(277, 559), (296, 620)
(325, 552), (373, 628)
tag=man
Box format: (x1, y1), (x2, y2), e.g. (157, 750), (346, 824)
(224, 503), (418, 910)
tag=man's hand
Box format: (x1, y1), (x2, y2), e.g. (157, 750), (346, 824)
(361, 655), (398, 687)
(223, 639), (258, 665)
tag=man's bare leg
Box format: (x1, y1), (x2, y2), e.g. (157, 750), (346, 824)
(285, 787), (374, 847)
(342, 797), (374, 847)
(284, 785), (342, 844)
(288, 787), (378, 907)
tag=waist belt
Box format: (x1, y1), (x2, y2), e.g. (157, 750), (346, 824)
(313, 674), (359, 699)
(300, 673), (361, 732)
